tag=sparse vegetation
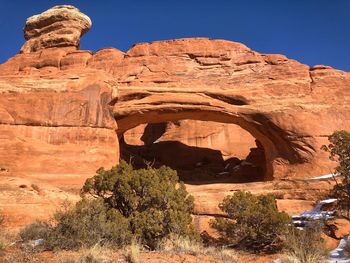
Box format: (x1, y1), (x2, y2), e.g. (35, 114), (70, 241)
(0, 212), (15, 254)
(57, 245), (115, 263)
(211, 191), (291, 253)
(322, 130), (350, 217)
(281, 224), (327, 263)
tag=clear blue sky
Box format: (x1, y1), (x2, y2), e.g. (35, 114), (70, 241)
(0, 0), (349, 71)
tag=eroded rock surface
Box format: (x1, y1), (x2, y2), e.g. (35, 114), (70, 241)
(21, 5), (91, 53)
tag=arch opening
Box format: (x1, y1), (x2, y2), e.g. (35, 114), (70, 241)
(120, 120), (269, 184)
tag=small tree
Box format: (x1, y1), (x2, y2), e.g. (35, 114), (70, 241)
(82, 161), (196, 249)
(211, 191), (290, 253)
(322, 130), (350, 217)
(20, 162), (196, 250)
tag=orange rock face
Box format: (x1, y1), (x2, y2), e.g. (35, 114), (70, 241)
(1, 5), (350, 228)
(124, 121), (255, 160)
(111, 38), (350, 180)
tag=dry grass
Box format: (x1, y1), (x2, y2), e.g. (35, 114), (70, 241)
(280, 254), (327, 263)
(125, 240), (141, 263)
(56, 245), (116, 263)
(1, 245), (42, 263)
(0, 231), (15, 252)
(158, 235), (237, 262)
(0, 212), (16, 252)
(280, 226), (327, 263)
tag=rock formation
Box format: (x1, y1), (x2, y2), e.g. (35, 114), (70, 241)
(0, 5), (349, 227)
(21, 5), (91, 53)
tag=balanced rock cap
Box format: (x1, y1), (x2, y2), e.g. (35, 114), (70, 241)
(20, 5), (92, 53)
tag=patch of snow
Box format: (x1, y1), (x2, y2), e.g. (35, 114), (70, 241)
(328, 236), (350, 263)
(319, 198), (338, 204)
(310, 173), (340, 180)
(31, 239), (44, 247)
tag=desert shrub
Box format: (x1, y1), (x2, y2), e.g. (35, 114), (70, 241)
(20, 162), (196, 251)
(281, 224), (327, 263)
(20, 221), (52, 242)
(82, 161), (197, 249)
(20, 198), (131, 250)
(211, 191), (290, 253)
(322, 130), (350, 217)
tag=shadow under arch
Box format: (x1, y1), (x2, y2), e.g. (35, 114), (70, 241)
(115, 108), (303, 181)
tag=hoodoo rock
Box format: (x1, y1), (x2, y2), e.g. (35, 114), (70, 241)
(0, 6), (349, 227)
(20, 5), (92, 53)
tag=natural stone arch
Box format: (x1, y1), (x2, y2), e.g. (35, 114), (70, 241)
(113, 100), (306, 180)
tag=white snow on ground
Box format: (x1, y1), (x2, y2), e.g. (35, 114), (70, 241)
(319, 198), (338, 204)
(310, 173), (341, 180)
(328, 236), (350, 263)
(277, 197), (350, 262)
(292, 198), (337, 221)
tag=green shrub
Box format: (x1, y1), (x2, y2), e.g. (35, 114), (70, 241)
(82, 161), (197, 249)
(211, 191), (290, 253)
(20, 198), (131, 250)
(281, 224), (327, 263)
(21, 162), (196, 251)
